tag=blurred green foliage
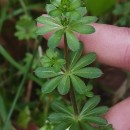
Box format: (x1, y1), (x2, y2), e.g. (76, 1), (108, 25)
(113, 1), (130, 26)
(17, 106), (31, 128)
(85, 0), (116, 16)
(15, 15), (37, 40)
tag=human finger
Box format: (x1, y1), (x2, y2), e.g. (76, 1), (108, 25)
(38, 22), (130, 70)
(104, 97), (130, 130)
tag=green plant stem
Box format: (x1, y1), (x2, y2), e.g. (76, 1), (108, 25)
(70, 84), (79, 115)
(64, 34), (69, 70)
(2, 42), (40, 130)
(64, 33), (79, 115)
(43, 95), (52, 121)
(19, 0), (28, 15)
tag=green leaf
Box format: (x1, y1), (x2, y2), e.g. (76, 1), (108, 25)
(66, 30), (80, 51)
(80, 16), (98, 24)
(46, 48), (57, 58)
(70, 43), (83, 69)
(36, 25), (58, 35)
(35, 67), (62, 78)
(82, 116), (107, 125)
(71, 75), (87, 94)
(17, 106), (31, 128)
(50, 0), (61, 7)
(48, 113), (72, 123)
(49, 9), (62, 17)
(71, 24), (95, 34)
(58, 75), (70, 95)
(69, 122), (80, 130)
(86, 83), (93, 91)
(113, 4), (123, 15)
(46, 4), (56, 14)
(80, 122), (94, 130)
(42, 76), (62, 93)
(70, 0), (81, 9)
(73, 67), (103, 79)
(85, 106), (108, 116)
(53, 122), (70, 130)
(100, 124), (114, 130)
(51, 101), (72, 115)
(68, 11), (81, 21)
(36, 16), (60, 26)
(86, 92), (94, 97)
(15, 15), (37, 40)
(72, 53), (96, 70)
(48, 29), (64, 49)
(76, 7), (87, 16)
(80, 96), (101, 115)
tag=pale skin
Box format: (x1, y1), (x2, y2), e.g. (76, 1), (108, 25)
(38, 22), (130, 130)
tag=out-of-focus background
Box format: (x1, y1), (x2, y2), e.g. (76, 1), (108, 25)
(0, 0), (130, 129)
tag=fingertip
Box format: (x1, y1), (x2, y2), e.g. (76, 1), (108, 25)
(80, 24), (130, 71)
(105, 97), (130, 130)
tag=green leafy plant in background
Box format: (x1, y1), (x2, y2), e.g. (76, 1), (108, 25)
(113, 1), (130, 26)
(0, 1), (44, 130)
(82, 0), (116, 16)
(35, 0), (114, 129)
(17, 106), (31, 128)
(15, 15), (37, 40)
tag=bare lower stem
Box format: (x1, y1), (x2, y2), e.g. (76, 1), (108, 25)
(64, 33), (79, 115)
(64, 33), (69, 70)
(70, 83), (79, 115)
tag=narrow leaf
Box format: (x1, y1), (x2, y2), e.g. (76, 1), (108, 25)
(82, 116), (107, 125)
(58, 76), (70, 95)
(85, 106), (108, 116)
(36, 26), (58, 35)
(76, 7), (87, 16)
(69, 11), (81, 21)
(49, 9), (62, 17)
(53, 122), (70, 130)
(71, 75), (87, 94)
(71, 24), (95, 34)
(46, 4), (56, 14)
(50, 0), (61, 7)
(48, 29), (64, 49)
(36, 16), (60, 26)
(48, 113), (72, 123)
(72, 53), (96, 70)
(80, 96), (101, 115)
(86, 83), (93, 91)
(70, 0), (81, 8)
(73, 67), (103, 79)
(69, 122), (80, 130)
(80, 122), (94, 130)
(66, 30), (80, 51)
(86, 92), (94, 98)
(100, 124), (114, 130)
(35, 67), (62, 78)
(80, 16), (98, 24)
(70, 43), (83, 69)
(42, 76), (62, 93)
(51, 101), (72, 115)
